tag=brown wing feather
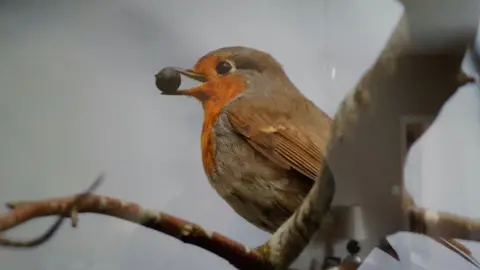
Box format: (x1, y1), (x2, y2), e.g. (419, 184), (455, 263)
(227, 104), (330, 181)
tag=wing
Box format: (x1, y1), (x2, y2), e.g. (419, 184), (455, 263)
(226, 98), (332, 181)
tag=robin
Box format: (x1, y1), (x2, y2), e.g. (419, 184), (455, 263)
(155, 46), (333, 233)
(155, 46), (480, 267)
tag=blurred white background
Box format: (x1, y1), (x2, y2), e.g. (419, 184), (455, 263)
(0, 0), (480, 269)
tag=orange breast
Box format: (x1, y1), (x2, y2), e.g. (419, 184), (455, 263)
(199, 76), (246, 176)
(200, 109), (219, 176)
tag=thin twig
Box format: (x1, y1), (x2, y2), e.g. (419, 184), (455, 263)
(0, 173), (105, 247)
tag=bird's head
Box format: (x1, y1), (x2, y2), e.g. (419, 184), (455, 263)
(155, 46), (288, 108)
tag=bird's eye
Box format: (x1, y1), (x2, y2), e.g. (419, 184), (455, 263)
(215, 61), (233, 75)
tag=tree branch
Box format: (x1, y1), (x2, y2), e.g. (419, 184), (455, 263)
(325, 0), (480, 268)
(255, 161), (335, 269)
(0, 174), (104, 247)
(0, 191), (275, 270)
(403, 197), (480, 267)
(407, 205), (480, 241)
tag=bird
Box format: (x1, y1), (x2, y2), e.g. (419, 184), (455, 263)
(154, 46), (480, 269)
(155, 46), (333, 233)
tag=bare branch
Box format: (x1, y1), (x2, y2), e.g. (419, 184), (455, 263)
(407, 205), (480, 241)
(0, 191), (274, 270)
(255, 163), (335, 269)
(0, 174), (104, 247)
(317, 1), (480, 269)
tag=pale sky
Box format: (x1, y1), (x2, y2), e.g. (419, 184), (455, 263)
(1, 1), (480, 269)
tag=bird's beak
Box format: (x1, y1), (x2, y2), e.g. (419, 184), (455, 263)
(156, 66), (211, 101)
(173, 68), (208, 83)
(170, 68), (212, 101)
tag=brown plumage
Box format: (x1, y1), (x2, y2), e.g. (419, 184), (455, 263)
(157, 46), (333, 233)
(155, 46), (480, 269)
